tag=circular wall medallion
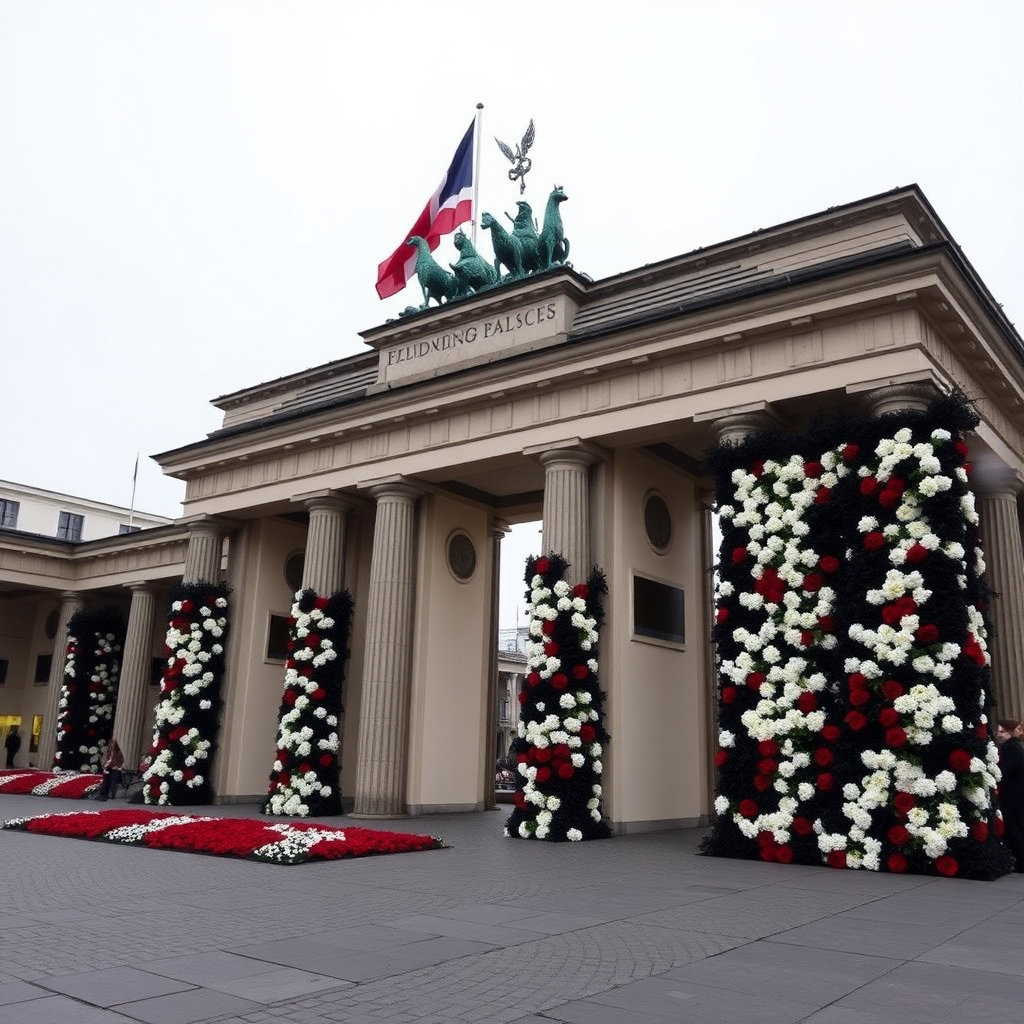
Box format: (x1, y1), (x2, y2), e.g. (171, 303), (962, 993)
(644, 492), (672, 552)
(447, 531), (477, 582)
(284, 552), (306, 594)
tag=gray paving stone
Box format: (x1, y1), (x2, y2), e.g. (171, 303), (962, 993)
(204, 968), (350, 1003)
(0, 994), (130, 1022)
(766, 912), (957, 958)
(37, 966), (194, 1006)
(386, 913), (546, 944)
(0, 981), (50, 1006)
(113, 987), (261, 1024)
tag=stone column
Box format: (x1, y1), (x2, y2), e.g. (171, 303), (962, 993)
(977, 479), (1024, 720)
(183, 519), (224, 584)
(539, 446), (599, 584)
(483, 519), (509, 811)
(859, 381), (936, 418)
(111, 584), (156, 770)
(301, 495), (353, 594)
(36, 591), (84, 770)
(352, 481), (421, 817)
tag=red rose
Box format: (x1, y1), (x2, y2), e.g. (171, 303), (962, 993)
(552, 673), (569, 690)
(814, 748), (834, 767)
(306, 633), (322, 648)
(886, 477), (906, 496)
(849, 689), (871, 707)
(535, 766), (551, 783)
(534, 747), (552, 763)
(572, 664), (589, 680)
(885, 727), (908, 748)
(527, 672), (541, 688)
(906, 543), (929, 564)
(887, 852), (908, 873)
(864, 531), (886, 551)
(754, 774), (773, 791)
(935, 855), (959, 877)
(803, 460), (823, 478)
(757, 830), (774, 848)
(819, 555), (840, 574)
(893, 791), (916, 815)
(557, 763), (574, 779)
(714, 750), (729, 768)
(817, 772), (834, 792)
(819, 615), (836, 633)
(721, 686), (738, 705)
(881, 679), (904, 701)
(822, 724), (841, 743)
(948, 749), (973, 773)
(860, 476), (880, 496)
(844, 710), (868, 732)
(534, 557), (551, 574)
(994, 816), (1005, 837)
(542, 620), (556, 636)
(572, 583), (589, 599)
(751, 458), (765, 477)
(887, 825), (910, 846)
(848, 672), (868, 690)
(579, 724), (597, 743)
(283, 690), (297, 705)
(842, 443), (860, 462)
(878, 488), (901, 509)
(970, 820), (989, 842)
(517, 691), (528, 706)
(731, 546), (749, 565)
(180, 599), (194, 613)
(319, 754), (333, 767)
(758, 739), (780, 756)
(312, 687), (326, 701)
(513, 791), (526, 809)
(738, 799), (759, 819)
(757, 758), (778, 775)
(878, 708), (900, 728)
(747, 671), (767, 691)
(954, 440), (968, 457)
(802, 573), (823, 593)
(775, 845), (794, 864)
(792, 816), (813, 836)
(759, 846), (776, 862)
(916, 624), (940, 645)
(827, 850), (847, 869)
(797, 692), (818, 713)
(716, 608), (730, 624)
(815, 486), (831, 505)
(543, 641), (559, 656)
(975, 723), (989, 739)
(800, 630), (814, 647)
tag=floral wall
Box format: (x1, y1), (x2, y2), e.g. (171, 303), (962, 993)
(703, 394), (1014, 879)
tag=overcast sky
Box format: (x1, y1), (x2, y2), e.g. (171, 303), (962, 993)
(2, 1), (1022, 625)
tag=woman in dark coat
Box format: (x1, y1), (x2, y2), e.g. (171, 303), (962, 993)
(996, 718), (1024, 873)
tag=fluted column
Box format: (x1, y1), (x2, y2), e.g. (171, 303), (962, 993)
(301, 495), (353, 594)
(183, 519), (224, 584)
(977, 483), (1024, 719)
(539, 447), (599, 584)
(860, 381), (936, 418)
(352, 481), (421, 816)
(484, 519), (510, 810)
(36, 591), (84, 770)
(111, 584), (156, 769)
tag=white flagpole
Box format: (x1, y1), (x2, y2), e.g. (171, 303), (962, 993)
(128, 453), (139, 530)
(472, 102), (484, 249)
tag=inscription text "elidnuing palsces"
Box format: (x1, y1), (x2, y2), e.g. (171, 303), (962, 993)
(385, 302), (557, 368)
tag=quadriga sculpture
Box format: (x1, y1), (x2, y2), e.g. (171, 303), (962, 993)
(450, 230), (498, 297)
(480, 211), (525, 279)
(406, 235), (458, 308)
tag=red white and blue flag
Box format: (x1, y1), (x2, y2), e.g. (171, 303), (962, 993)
(375, 120), (476, 299)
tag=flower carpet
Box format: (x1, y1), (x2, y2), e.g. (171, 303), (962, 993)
(0, 769), (101, 799)
(0, 808), (445, 864)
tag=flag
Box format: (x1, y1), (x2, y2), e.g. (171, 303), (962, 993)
(375, 120), (476, 299)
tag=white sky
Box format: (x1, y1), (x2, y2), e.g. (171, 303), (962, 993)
(2, 1), (1022, 626)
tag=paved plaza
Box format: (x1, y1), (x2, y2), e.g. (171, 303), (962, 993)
(1, 791), (1023, 1024)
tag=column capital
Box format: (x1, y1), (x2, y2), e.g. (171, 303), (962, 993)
(293, 490), (359, 515)
(694, 401), (785, 446)
(359, 475), (425, 503)
(852, 380), (939, 418)
(969, 454), (1024, 498)
(524, 438), (605, 467)
(124, 581), (154, 594)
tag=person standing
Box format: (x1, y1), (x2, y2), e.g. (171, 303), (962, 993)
(995, 718), (1024, 873)
(4, 727), (20, 768)
(96, 738), (125, 801)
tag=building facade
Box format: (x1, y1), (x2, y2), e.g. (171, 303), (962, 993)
(2, 186), (1023, 831)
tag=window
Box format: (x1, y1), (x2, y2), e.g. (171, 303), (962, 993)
(266, 614), (291, 661)
(0, 659), (7, 684)
(56, 511), (84, 541)
(632, 573), (686, 647)
(0, 499), (19, 528)
(119, 524), (141, 535)
(34, 654), (52, 683)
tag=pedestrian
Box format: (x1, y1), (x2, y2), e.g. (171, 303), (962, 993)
(995, 718), (1024, 873)
(96, 738), (125, 801)
(4, 726), (20, 768)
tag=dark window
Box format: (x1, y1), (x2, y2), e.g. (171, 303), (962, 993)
(119, 524), (141, 535)
(0, 659), (8, 684)
(34, 654), (52, 683)
(56, 511), (84, 541)
(266, 614), (291, 661)
(0, 499), (19, 528)
(633, 574), (685, 646)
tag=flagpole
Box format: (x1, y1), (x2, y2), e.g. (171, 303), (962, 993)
(472, 102), (484, 249)
(128, 453), (139, 530)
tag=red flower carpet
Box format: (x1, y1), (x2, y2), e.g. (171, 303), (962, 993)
(0, 769), (101, 799)
(0, 808), (445, 864)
